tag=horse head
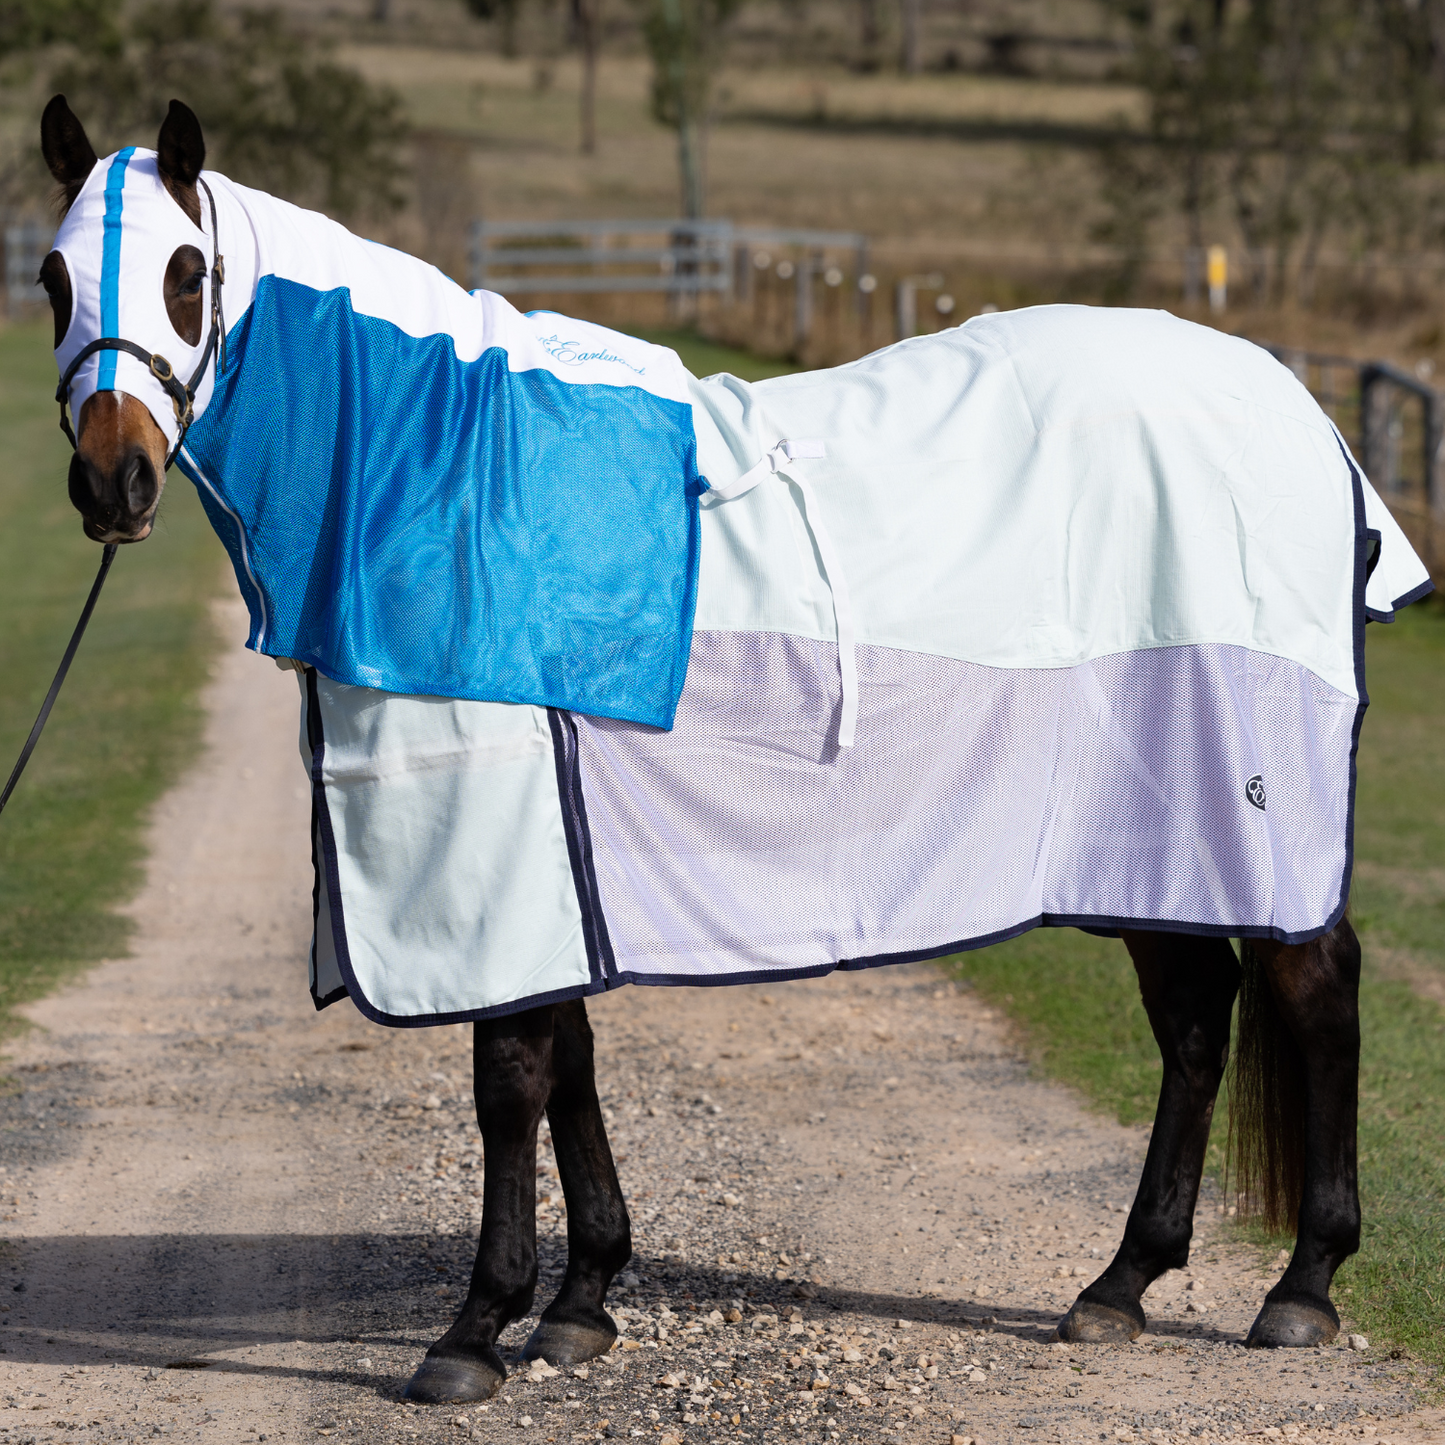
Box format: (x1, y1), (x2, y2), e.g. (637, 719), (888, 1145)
(40, 96), (217, 544)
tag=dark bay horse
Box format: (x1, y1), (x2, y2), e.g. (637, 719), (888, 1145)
(36, 94), (1368, 1404)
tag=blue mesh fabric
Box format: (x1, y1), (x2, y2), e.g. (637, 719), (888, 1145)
(179, 276), (702, 728)
(571, 632), (1357, 981)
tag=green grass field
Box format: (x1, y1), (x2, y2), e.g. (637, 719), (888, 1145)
(941, 602), (1445, 1373)
(0, 319), (227, 1028)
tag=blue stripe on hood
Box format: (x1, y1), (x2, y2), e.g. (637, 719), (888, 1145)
(97, 147), (136, 392)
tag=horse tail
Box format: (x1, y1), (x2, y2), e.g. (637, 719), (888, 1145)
(1226, 938), (1306, 1233)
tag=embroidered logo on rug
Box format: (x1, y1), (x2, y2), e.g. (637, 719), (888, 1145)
(1245, 774), (1267, 811)
(537, 333), (646, 376)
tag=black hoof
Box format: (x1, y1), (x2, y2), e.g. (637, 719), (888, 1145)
(522, 1316), (618, 1366)
(1246, 1294), (1340, 1349)
(1056, 1290), (1145, 1344)
(402, 1349), (507, 1404)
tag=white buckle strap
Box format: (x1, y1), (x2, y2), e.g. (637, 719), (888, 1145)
(707, 437), (857, 748)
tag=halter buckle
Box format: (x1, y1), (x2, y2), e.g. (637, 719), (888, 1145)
(150, 354), (175, 383)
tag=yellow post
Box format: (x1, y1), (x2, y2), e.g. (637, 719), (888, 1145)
(1207, 246), (1228, 314)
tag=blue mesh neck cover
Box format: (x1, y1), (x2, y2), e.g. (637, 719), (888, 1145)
(169, 182), (702, 728)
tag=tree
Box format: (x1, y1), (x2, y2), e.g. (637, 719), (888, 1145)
(44, 0), (408, 220)
(1097, 0), (1445, 306)
(638, 0), (742, 218)
(0, 0), (118, 59)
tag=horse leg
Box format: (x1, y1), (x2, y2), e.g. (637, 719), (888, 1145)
(1244, 918), (1361, 1347)
(522, 998), (632, 1364)
(404, 1006), (555, 1403)
(1058, 930), (1239, 1343)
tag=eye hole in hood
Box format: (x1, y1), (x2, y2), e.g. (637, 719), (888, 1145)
(164, 243), (207, 346)
(38, 250), (72, 350)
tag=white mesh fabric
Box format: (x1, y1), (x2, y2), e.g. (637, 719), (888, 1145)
(571, 632), (1356, 979)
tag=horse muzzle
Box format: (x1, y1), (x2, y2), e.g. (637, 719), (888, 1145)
(69, 391), (168, 544)
(69, 447), (161, 544)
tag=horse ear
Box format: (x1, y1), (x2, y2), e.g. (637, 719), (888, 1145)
(40, 96), (98, 215)
(156, 99), (205, 227)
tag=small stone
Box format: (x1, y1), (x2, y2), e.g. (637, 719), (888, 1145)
(1346, 1334), (1370, 1351)
(843, 1383), (864, 1397)
(896, 1318), (912, 1329)
(423, 1095), (442, 1110)
(1186, 1278), (1202, 1291)
(355, 1357), (372, 1369)
(658, 1372), (683, 1388)
(515, 1416), (533, 1428)
(526, 1358), (559, 1380)
(720, 1193), (742, 1208)
(882, 1376), (903, 1391)
(951, 1436), (976, 1445)
(842, 1348), (863, 1362)
(723, 1308), (742, 1323)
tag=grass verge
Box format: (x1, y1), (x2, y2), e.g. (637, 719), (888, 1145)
(0, 319), (227, 1030)
(633, 328), (803, 383)
(938, 600), (1445, 1375)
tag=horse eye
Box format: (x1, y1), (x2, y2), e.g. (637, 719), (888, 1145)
(182, 272), (205, 297)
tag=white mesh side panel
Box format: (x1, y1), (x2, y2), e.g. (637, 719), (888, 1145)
(572, 633), (1356, 978)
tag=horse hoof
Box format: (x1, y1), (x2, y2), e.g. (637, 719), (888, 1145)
(402, 1350), (506, 1404)
(1056, 1297), (1145, 1344)
(1246, 1295), (1340, 1349)
(522, 1318), (618, 1366)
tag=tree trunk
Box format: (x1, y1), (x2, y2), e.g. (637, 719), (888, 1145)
(900, 0), (921, 75)
(677, 104), (705, 219)
(577, 0), (599, 154)
(858, 0), (879, 68)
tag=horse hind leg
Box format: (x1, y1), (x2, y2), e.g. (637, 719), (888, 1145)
(523, 997), (632, 1365)
(1058, 930), (1239, 1344)
(1242, 918), (1361, 1348)
(404, 1006), (556, 1404)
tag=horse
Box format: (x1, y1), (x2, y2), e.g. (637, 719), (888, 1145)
(35, 94), (1431, 1405)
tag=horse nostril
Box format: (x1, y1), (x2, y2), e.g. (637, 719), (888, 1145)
(67, 452), (100, 516)
(121, 450), (159, 520)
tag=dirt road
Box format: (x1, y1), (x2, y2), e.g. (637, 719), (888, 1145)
(0, 601), (1436, 1445)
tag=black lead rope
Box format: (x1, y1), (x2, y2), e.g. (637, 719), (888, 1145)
(0, 544), (118, 819)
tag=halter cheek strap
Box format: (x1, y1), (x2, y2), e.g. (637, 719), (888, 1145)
(55, 176), (227, 469)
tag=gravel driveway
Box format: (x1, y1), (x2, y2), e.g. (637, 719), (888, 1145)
(0, 600), (1437, 1445)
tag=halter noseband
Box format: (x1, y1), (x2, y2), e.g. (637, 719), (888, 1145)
(55, 176), (227, 470)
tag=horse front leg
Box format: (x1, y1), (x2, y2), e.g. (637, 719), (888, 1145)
(523, 998), (632, 1365)
(404, 1006), (555, 1403)
(1058, 930), (1239, 1343)
(1244, 918), (1361, 1347)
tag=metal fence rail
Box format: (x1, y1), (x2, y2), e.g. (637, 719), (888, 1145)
(469, 218), (871, 345)
(1258, 343), (1443, 578)
(4, 218), (50, 316)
